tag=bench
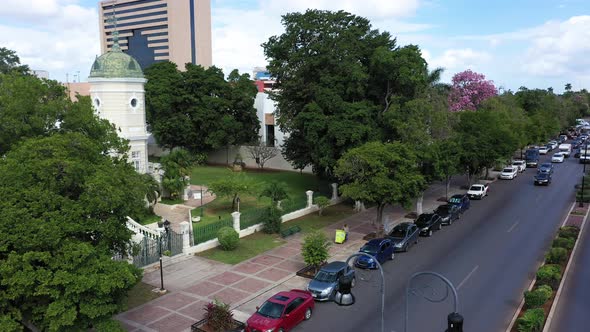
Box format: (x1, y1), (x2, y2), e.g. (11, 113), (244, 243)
(280, 225), (302, 238)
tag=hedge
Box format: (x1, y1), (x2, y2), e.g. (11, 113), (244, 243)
(524, 285), (552, 308)
(536, 264), (562, 289)
(516, 308), (545, 332)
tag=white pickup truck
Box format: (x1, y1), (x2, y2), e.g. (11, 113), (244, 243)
(467, 183), (489, 200)
(559, 143), (572, 158)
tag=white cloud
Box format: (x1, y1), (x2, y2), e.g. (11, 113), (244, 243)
(427, 48), (492, 72)
(0, 1), (99, 81)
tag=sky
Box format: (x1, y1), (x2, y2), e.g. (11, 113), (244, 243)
(0, 0), (589, 93)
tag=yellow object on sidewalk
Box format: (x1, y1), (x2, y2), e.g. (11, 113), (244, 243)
(335, 229), (346, 244)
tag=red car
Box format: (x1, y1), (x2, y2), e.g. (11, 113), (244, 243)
(245, 289), (314, 332)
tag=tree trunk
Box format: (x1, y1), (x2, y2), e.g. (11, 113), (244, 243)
(416, 193), (424, 216)
(485, 167), (490, 180)
(376, 203), (385, 226)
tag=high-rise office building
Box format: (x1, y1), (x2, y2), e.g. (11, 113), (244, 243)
(98, 0), (212, 70)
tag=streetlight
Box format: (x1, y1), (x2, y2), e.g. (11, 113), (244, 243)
(200, 187), (204, 217)
(581, 144), (587, 207)
(158, 220), (171, 292)
(405, 271), (463, 332)
(334, 252), (385, 332)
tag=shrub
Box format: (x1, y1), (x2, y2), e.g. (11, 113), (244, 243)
(217, 227), (239, 251)
(314, 196), (331, 216)
(203, 299), (234, 331)
(302, 231), (331, 273)
(260, 181), (289, 203)
(524, 285), (552, 308)
(545, 247), (568, 264)
(552, 237), (575, 250)
(261, 206), (282, 234)
(516, 308), (545, 332)
(536, 264), (562, 288)
(558, 226), (580, 240)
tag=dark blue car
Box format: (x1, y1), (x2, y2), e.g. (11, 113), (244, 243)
(448, 194), (470, 214)
(354, 238), (395, 269)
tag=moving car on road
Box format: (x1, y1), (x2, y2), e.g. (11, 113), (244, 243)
(246, 290), (314, 332)
(538, 146), (549, 155)
(500, 166), (518, 180)
(434, 204), (461, 225)
(538, 163), (554, 174)
(387, 222), (420, 252)
(512, 160), (526, 172)
(525, 148), (540, 167)
(558, 143), (572, 158)
(307, 261), (354, 301)
(534, 173), (552, 185)
(467, 183), (489, 199)
(415, 213), (443, 237)
(355, 238), (395, 269)
(449, 194), (471, 213)
(552, 152), (565, 163)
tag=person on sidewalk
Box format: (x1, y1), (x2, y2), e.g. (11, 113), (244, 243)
(343, 224), (349, 242)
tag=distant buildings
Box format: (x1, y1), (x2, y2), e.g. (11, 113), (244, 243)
(98, 0), (212, 70)
(31, 70), (49, 79)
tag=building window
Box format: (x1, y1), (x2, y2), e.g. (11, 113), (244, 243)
(266, 125), (275, 147)
(94, 98), (100, 108)
(130, 98), (138, 108)
(133, 160), (141, 171)
(131, 151), (140, 159)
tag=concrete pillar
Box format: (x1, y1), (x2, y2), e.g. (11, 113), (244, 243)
(306, 190), (314, 208)
(232, 211), (241, 233)
(277, 200), (282, 210)
(331, 183), (339, 201)
(182, 185), (191, 201)
(354, 201), (366, 212)
(180, 221), (190, 252)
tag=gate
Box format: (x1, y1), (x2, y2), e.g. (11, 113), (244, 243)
(133, 236), (161, 267)
(161, 229), (184, 256)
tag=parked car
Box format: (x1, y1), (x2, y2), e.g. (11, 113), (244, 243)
(538, 163), (554, 174)
(415, 213), (443, 237)
(500, 166), (518, 180)
(307, 261), (354, 301)
(434, 204), (461, 225)
(546, 143), (554, 151)
(538, 146), (549, 155)
(534, 173), (552, 185)
(448, 194), (471, 213)
(246, 289), (314, 332)
(548, 141), (558, 150)
(467, 183), (489, 199)
(552, 152), (565, 163)
(512, 160), (526, 172)
(387, 222), (420, 252)
(355, 238), (395, 269)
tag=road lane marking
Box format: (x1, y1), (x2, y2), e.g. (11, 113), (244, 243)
(457, 265), (479, 290)
(507, 220), (520, 233)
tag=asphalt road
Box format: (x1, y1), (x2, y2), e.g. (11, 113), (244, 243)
(295, 152), (582, 332)
(546, 199), (590, 332)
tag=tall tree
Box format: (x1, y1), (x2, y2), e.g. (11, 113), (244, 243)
(335, 141), (424, 229)
(263, 9), (430, 177)
(0, 47), (30, 75)
(144, 62), (259, 153)
(448, 69), (497, 112)
(0, 133), (147, 331)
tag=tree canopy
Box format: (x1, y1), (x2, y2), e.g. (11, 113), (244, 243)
(0, 47), (30, 75)
(448, 69), (497, 112)
(144, 62), (260, 153)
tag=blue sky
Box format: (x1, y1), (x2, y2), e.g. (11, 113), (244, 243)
(0, 0), (589, 92)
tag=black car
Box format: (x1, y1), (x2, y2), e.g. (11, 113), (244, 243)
(534, 173), (552, 185)
(415, 213), (443, 237)
(538, 163), (554, 174)
(434, 204), (461, 225)
(387, 222), (420, 252)
(448, 194), (470, 214)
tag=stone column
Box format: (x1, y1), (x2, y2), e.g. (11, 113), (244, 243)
(306, 190), (314, 208)
(182, 185), (191, 201)
(232, 211), (241, 233)
(331, 183), (339, 201)
(180, 221), (190, 252)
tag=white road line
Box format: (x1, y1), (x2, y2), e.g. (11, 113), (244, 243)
(457, 265), (479, 290)
(507, 220), (520, 233)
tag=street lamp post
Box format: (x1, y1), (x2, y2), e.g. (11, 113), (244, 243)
(581, 145), (587, 207)
(159, 220), (171, 292)
(338, 253), (385, 332)
(200, 187), (204, 217)
(405, 271), (463, 332)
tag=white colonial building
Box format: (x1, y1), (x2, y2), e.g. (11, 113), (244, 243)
(88, 40), (149, 174)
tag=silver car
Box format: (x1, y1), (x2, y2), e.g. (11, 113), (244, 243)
(307, 261), (355, 301)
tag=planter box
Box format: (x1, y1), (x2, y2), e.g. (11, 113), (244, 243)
(191, 318), (245, 332)
(296, 263), (325, 279)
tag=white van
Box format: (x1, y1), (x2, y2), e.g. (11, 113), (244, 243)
(559, 143), (572, 158)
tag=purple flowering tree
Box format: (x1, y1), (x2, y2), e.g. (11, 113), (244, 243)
(448, 69), (497, 112)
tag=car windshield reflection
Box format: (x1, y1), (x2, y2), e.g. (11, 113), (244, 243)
(257, 301), (284, 319)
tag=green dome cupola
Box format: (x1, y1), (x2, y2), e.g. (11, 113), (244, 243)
(89, 38), (143, 79)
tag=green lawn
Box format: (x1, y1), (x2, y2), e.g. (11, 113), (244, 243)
(160, 197), (184, 205)
(196, 232), (286, 264)
(125, 281), (162, 311)
(189, 165), (331, 227)
(195, 203), (355, 265)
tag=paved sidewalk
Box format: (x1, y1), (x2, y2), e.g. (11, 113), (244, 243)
(117, 178), (469, 331)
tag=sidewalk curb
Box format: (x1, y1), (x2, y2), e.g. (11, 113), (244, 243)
(505, 201), (577, 332)
(542, 203), (590, 332)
